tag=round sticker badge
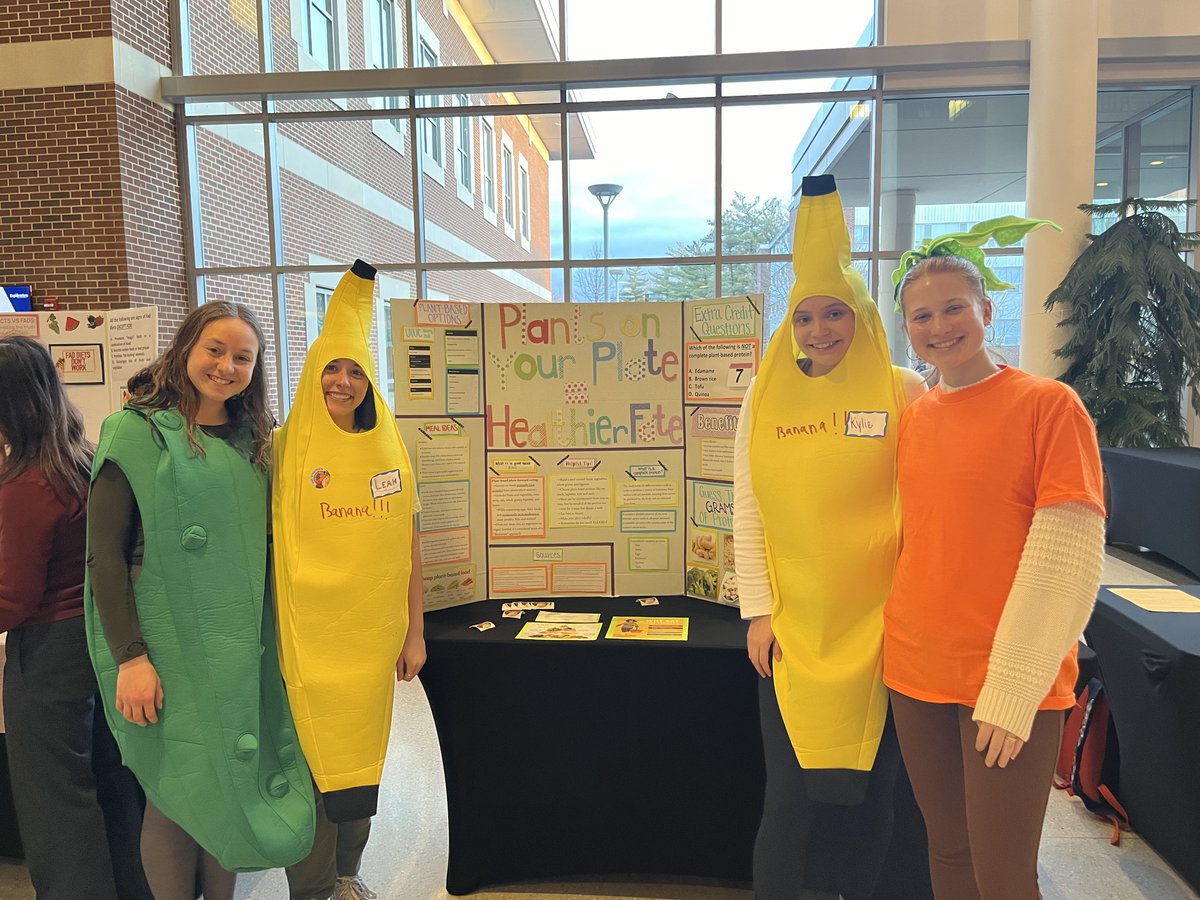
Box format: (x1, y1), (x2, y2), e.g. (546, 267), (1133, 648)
(310, 467), (331, 489)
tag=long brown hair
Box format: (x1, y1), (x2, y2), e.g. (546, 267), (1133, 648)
(127, 302), (274, 468)
(0, 336), (93, 504)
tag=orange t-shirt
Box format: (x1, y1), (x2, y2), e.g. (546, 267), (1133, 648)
(883, 366), (1104, 710)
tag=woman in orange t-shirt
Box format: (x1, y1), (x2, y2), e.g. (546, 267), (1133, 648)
(885, 254), (1106, 900)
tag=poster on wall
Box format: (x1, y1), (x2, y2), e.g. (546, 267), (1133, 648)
(0, 307), (158, 440)
(680, 296), (761, 605)
(391, 295), (762, 609)
(50, 343), (105, 384)
(105, 306), (159, 410)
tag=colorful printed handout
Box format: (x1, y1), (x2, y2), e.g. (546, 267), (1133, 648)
(604, 617), (689, 641)
(515, 622), (603, 641)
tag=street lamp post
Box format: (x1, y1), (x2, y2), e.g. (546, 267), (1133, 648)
(588, 183), (623, 301)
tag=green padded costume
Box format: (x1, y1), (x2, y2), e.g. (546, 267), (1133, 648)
(84, 407), (315, 871)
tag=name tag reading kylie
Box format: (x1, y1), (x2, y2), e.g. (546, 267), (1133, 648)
(844, 411), (888, 438)
(370, 469), (404, 499)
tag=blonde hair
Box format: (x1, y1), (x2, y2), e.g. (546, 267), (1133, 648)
(897, 254), (996, 387)
(897, 254), (987, 309)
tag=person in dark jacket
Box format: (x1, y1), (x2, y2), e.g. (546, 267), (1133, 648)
(0, 335), (150, 900)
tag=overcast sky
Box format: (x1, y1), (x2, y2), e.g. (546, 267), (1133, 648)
(552, 0), (875, 262)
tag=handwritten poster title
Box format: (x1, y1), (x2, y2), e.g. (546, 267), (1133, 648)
(487, 304), (684, 450)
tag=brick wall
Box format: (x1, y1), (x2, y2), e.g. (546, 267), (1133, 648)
(112, 0), (172, 66)
(0, 0), (112, 43)
(115, 86), (187, 344)
(0, 84), (128, 308)
(189, 0), (554, 296)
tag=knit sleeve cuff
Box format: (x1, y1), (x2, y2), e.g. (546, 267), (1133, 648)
(972, 683), (1039, 742)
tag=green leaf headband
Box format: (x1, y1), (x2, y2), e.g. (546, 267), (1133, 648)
(891, 215), (1061, 310)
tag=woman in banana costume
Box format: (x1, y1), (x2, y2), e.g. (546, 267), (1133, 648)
(85, 302), (316, 898)
(273, 260), (425, 900)
(732, 175), (926, 899)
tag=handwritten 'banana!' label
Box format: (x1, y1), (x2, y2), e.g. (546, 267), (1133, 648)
(844, 411), (888, 438)
(370, 469), (403, 499)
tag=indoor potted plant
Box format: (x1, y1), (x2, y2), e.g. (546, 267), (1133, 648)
(1046, 198), (1200, 448)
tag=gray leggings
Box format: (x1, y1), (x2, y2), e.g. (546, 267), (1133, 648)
(889, 691), (1064, 900)
(141, 801), (236, 900)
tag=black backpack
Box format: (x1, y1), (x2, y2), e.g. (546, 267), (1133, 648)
(1053, 676), (1130, 844)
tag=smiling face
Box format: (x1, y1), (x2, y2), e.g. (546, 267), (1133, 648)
(321, 357), (370, 432)
(792, 294), (856, 376)
(901, 271), (997, 386)
(184, 317), (259, 424)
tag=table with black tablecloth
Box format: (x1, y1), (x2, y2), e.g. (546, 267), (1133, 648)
(1102, 447), (1200, 577)
(1085, 586), (1200, 892)
(420, 596), (931, 897)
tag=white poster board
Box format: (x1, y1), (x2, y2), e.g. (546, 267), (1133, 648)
(0, 307), (158, 440)
(392, 296), (763, 609)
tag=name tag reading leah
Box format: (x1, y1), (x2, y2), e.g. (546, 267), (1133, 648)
(844, 411), (888, 438)
(370, 469), (404, 499)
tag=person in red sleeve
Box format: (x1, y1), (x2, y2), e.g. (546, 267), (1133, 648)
(0, 336), (150, 900)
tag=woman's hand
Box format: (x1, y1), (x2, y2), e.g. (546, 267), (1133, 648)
(396, 632), (427, 682)
(975, 721), (1024, 768)
(746, 615), (781, 678)
(116, 654), (163, 726)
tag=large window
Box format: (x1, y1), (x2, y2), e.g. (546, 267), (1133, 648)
(178, 2), (1195, 416)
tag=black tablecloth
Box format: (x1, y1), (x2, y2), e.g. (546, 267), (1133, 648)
(1085, 586), (1200, 891)
(421, 596), (931, 897)
(1102, 447), (1200, 578)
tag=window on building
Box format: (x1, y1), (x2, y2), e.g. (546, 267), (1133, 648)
(378, 297), (395, 406)
(481, 120), (496, 213)
(418, 39), (443, 168)
(312, 286), (333, 342)
(456, 94), (474, 203)
(519, 162), (530, 243)
(502, 144), (514, 227)
(367, 0), (402, 132)
(305, 0), (336, 69)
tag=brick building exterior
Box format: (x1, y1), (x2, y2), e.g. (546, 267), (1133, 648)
(1, 0), (562, 412)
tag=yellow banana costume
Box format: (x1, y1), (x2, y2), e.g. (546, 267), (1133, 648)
(272, 259), (416, 821)
(749, 175), (908, 771)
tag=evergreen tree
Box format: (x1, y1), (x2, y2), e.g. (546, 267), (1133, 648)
(652, 193), (789, 301)
(1046, 198), (1200, 448)
(619, 265), (655, 302)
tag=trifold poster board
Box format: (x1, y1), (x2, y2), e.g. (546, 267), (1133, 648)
(391, 297), (762, 610)
(0, 308), (158, 441)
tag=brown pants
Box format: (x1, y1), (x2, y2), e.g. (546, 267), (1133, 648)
(890, 691), (1064, 900)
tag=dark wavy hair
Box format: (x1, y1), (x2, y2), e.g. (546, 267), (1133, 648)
(0, 336), (94, 503)
(127, 302), (274, 468)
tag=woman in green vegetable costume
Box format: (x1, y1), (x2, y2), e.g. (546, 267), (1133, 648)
(85, 302), (315, 899)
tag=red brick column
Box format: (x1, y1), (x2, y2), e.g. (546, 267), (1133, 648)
(0, 1), (187, 345)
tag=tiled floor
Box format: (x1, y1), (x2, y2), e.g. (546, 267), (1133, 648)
(0, 550), (1196, 899)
